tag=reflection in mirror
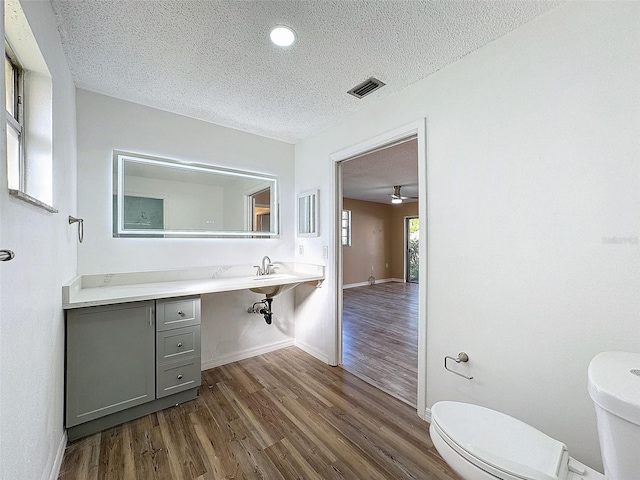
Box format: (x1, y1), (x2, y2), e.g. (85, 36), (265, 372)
(297, 189), (319, 237)
(250, 188), (271, 232)
(113, 152), (279, 237)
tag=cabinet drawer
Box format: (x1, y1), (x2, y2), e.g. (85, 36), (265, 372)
(156, 296), (200, 331)
(156, 325), (201, 365)
(157, 357), (201, 398)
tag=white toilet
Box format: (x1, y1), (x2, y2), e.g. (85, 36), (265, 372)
(429, 351), (640, 480)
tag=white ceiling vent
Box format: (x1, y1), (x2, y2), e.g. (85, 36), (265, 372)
(347, 77), (386, 99)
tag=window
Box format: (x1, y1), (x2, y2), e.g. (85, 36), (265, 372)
(4, 0), (55, 212)
(341, 210), (352, 247)
(5, 43), (23, 192)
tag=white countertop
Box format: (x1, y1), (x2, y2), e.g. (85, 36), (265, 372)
(63, 263), (324, 309)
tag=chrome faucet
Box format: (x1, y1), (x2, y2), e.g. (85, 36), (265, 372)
(261, 255), (272, 275)
(254, 256), (273, 276)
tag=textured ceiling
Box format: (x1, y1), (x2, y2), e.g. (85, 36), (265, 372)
(342, 138), (418, 204)
(50, 0), (561, 144)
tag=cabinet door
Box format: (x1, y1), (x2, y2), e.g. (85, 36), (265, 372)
(66, 301), (155, 427)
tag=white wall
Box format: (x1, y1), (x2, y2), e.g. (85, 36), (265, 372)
(77, 89), (295, 274)
(0, 1), (77, 479)
(294, 1), (639, 471)
(76, 90), (297, 371)
(200, 289), (295, 370)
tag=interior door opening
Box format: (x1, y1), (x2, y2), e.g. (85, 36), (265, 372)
(330, 119), (427, 418)
(338, 136), (420, 407)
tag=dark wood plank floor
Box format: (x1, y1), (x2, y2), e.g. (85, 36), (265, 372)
(342, 282), (418, 407)
(58, 346), (458, 480)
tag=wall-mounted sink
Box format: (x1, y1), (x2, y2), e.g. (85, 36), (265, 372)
(249, 273), (299, 297)
(249, 283), (297, 298)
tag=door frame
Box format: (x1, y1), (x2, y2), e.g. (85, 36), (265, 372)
(329, 119), (428, 419)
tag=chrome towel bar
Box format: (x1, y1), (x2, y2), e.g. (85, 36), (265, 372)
(444, 352), (473, 380)
(69, 216), (84, 243)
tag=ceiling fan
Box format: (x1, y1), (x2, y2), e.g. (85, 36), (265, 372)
(389, 185), (418, 204)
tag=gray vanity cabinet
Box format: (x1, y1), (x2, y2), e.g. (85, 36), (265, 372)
(65, 295), (202, 440)
(65, 301), (155, 428)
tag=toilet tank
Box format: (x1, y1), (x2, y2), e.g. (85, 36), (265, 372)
(588, 351), (640, 480)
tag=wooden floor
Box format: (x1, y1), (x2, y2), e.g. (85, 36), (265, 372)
(342, 282), (418, 407)
(58, 347), (458, 480)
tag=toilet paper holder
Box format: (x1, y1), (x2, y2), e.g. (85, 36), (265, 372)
(444, 352), (473, 380)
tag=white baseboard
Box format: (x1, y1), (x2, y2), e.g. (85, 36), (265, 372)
(200, 339), (294, 370)
(423, 407), (432, 423)
(342, 278), (404, 289)
(48, 431), (67, 480)
(294, 339), (329, 364)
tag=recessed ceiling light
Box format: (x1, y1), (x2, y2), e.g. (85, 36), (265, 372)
(270, 26), (296, 47)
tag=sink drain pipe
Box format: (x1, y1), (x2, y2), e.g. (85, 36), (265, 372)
(248, 298), (273, 325)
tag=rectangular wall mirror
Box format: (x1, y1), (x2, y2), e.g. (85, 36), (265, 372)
(297, 189), (319, 237)
(113, 152), (279, 238)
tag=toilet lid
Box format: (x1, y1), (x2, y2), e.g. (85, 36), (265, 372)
(431, 402), (568, 480)
(588, 351), (640, 426)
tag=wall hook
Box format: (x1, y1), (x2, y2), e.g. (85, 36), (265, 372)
(0, 249), (15, 262)
(69, 216), (84, 243)
(444, 352), (473, 380)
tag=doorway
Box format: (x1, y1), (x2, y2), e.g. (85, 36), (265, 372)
(330, 119), (427, 418)
(338, 136), (419, 407)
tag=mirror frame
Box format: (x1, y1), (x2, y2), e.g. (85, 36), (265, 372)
(297, 189), (319, 237)
(114, 151), (279, 238)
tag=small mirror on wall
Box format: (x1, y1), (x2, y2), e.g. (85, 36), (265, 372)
(297, 189), (319, 237)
